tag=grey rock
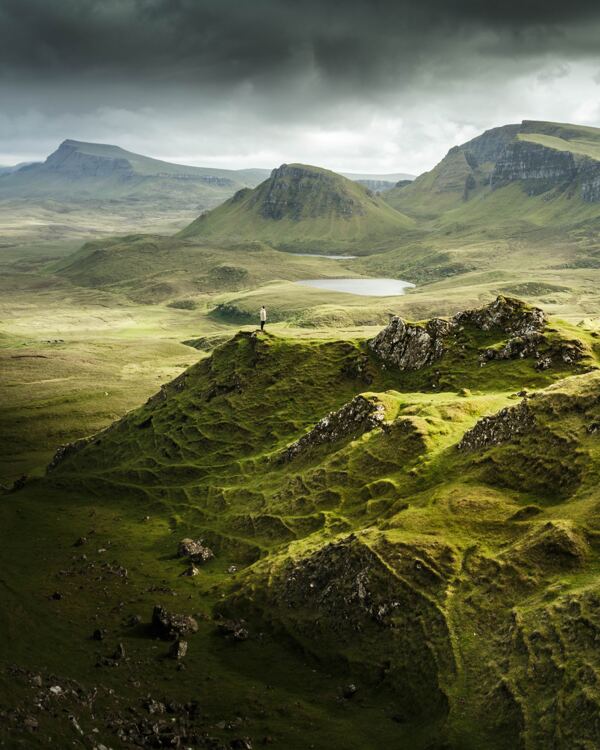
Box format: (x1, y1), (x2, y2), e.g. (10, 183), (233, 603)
(177, 538), (214, 563)
(458, 400), (536, 452)
(454, 296), (546, 336)
(368, 316), (453, 371)
(168, 639), (188, 660)
(279, 395), (386, 462)
(151, 605), (198, 640)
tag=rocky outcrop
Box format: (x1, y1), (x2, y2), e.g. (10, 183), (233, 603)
(177, 538), (214, 563)
(580, 160), (600, 203)
(252, 534), (456, 718)
(151, 606), (198, 640)
(455, 295), (546, 336)
(252, 163), (368, 220)
(481, 333), (585, 370)
(458, 400), (535, 452)
(368, 316), (454, 370)
(279, 395), (385, 462)
(47, 435), (97, 472)
(368, 296), (551, 372)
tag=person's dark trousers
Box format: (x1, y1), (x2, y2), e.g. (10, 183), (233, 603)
(261, 321), (265, 331)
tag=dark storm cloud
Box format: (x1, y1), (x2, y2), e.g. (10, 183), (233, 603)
(2, 0), (600, 90)
(2, 0), (600, 172)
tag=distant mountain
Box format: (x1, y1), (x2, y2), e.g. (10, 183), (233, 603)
(385, 120), (600, 225)
(0, 140), (269, 209)
(342, 170), (415, 182)
(179, 162), (413, 253)
(0, 161), (35, 175)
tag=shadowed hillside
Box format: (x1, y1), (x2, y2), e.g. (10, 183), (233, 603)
(4, 297), (600, 748)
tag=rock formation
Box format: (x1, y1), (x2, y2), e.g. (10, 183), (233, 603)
(368, 317), (454, 371)
(279, 394), (386, 462)
(253, 163), (368, 220)
(457, 400), (536, 452)
(368, 295), (551, 371)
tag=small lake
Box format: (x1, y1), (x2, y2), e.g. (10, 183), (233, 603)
(296, 278), (415, 297)
(288, 252), (357, 259)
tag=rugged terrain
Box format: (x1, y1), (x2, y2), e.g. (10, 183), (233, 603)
(179, 163), (413, 253)
(3, 297), (600, 748)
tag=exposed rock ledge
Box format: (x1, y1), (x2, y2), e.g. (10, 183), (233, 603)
(367, 317), (454, 371)
(368, 296), (548, 372)
(278, 394), (386, 462)
(457, 400), (535, 452)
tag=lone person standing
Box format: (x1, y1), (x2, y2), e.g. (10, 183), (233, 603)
(259, 305), (267, 331)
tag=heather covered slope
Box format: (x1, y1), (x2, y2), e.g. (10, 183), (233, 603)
(5, 297), (600, 748)
(179, 163), (414, 253)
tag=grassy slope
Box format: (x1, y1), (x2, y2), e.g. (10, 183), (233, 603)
(3, 303), (600, 748)
(179, 163), (414, 253)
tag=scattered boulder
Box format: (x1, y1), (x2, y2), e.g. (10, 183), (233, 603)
(458, 400), (536, 452)
(342, 683), (358, 699)
(113, 643), (126, 661)
(177, 538), (214, 563)
(279, 395), (386, 462)
(180, 564), (199, 577)
(230, 738), (253, 750)
(168, 639), (188, 660)
(151, 605), (198, 640)
(216, 619), (249, 641)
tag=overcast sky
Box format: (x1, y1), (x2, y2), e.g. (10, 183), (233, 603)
(2, 0), (600, 174)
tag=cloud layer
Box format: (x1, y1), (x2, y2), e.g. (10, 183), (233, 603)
(2, 0), (600, 172)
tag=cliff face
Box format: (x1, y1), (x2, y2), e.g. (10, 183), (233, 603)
(459, 123), (521, 166)
(491, 140), (577, 186)
(387, 120), (600, 213)
(251, 163), (369, 220)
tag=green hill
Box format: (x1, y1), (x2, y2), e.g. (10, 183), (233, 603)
(4, 297), (600, 748)
(179, 163), (414, 253)
(386, 120), (600, 227)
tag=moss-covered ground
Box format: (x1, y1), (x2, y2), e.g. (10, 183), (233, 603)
(4, 303), (600, 748)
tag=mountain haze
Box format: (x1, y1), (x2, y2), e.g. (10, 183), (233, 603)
(0, 139), (269, 208)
